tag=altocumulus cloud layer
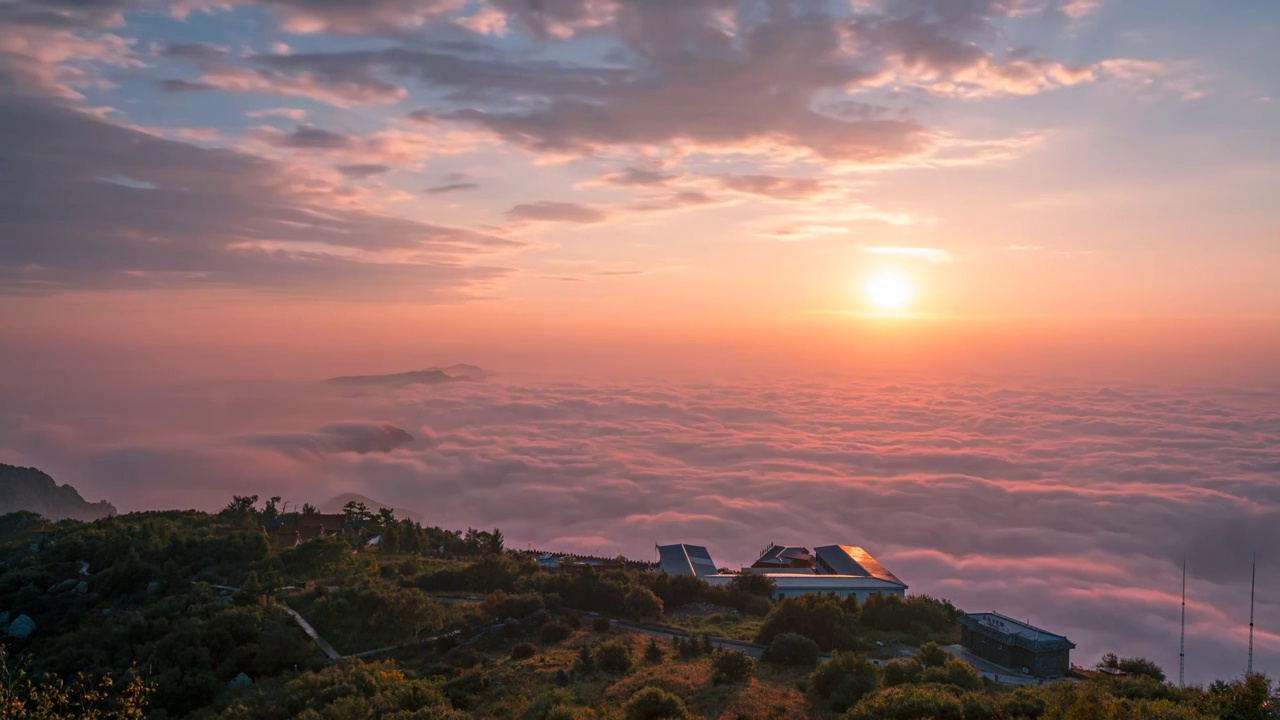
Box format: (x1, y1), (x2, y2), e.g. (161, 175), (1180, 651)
(1, 376), (1276, 682)
(0, 0), (1183, 296)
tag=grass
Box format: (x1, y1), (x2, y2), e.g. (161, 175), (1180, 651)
(657, 613), (765, 643)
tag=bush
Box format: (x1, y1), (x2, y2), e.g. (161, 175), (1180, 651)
(1097, 653), (1166, 682)
(754, 594), (849, 650)
(644, 637), (665, 664)
(913, 641), (949, 668)
(540, 619), (574, 644)
(859, 594), (959, 637)
(574, 646), (594, 674)
(762, 633), (820, 666)
(521, 689), (576, 720)
(487, 590), (545, 621)
(624, 587), (665, 620)
(545, 707), (592, 720)
(624, 687), (689, 720)
(811, 652), (880, 712)
(742, 595), (773, 617)
(449, 647), (481, 668)
(511, 642), (537, 660)
(596, 640), (635, 675)
(727, 572), (777, 599)
(591, 616), (613, 633)
(712, 650), (756, 684)
(846, 684), (963, 720)
(442, 669), (490, 710)
(920, 658), (981, 690)
(675, 633), (714, 658)
(880, 657), (923, 687)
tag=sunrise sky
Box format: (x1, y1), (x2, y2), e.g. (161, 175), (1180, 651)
(1, 0), (1278, 384)
(1, 0), (1278, 685)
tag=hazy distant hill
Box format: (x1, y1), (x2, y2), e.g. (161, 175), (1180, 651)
(326, 364), (488, 387)
(0, 464), (116, 521)
(321, 493), (420, 522)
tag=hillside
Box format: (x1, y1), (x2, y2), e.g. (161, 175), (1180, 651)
(0, 498), (1272, 719)
(0, 463), (115, 521)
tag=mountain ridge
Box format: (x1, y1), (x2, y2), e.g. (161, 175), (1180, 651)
(0, 463), (116, 521)
(326, 364), (489, 387)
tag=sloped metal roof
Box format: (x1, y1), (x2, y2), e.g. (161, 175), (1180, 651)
(813, 545), (905, 586)
(657, 543), (719, 577)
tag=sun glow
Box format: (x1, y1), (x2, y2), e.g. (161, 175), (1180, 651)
(865, 272), (914, 312)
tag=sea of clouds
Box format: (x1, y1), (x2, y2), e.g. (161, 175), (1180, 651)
(1, 374), (1276, 684)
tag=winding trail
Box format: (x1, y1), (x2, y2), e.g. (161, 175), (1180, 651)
(279, 604), (342, 661)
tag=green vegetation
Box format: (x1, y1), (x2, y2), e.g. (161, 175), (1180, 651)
(761, 632), (821, 667)
(2, 499), (1276, 719)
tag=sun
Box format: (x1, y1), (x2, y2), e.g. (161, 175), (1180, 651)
(865, 271), (914, 312)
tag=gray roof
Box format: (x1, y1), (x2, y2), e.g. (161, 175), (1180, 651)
(959, 612), (1076, 652)
(813, 545), (905, 587)
(755, 545), (812, 566)
(657, 543), (718, 577)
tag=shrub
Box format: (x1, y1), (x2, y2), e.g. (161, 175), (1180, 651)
(920, 658), (981, 691)
(912, 641), (949, 668)
(1097, 653), (1166, 682)
(762, 633), (820, 667)
(727, 572), (777, 599)
(564, 612), (583, 630)
(811, 652), (880, 711)
(742, 595), (773, 617)
(712, 650), (756, 684)
(674, 634), (713, 658)
(754, 594), (849, 650)
(624, 587), (665, 620)
(845, 684), (963, 720)
(487, 590), (545, 621)
(521, 689), (576, 720)
(574, 646), (594, 674)
(858, 594), (959, 637)
(511, 642), (537, 660)
(503, 617), (526, 638)
(644, 637), (666, 664)
(442, 669), (489, 710)
(449, 647), (481, 668)
(591, 616), (613, 633)
(540, 620), (574, 644)
(880, 657), (923, 687)
(596, 640), (635, 675)
(624, 687), (689, 720)
(545, 707), (592, 720)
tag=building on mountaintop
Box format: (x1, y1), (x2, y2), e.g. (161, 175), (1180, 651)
(657, 541), (907, 603)
(959, 612), (1075, 678)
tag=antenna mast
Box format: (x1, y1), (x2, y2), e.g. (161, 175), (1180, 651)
(1179, 558), (1187, 688)
(1248, 553), (1256, 676)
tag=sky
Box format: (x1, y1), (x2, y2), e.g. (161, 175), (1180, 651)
(1, 0), (1279, 686)
(0, 0), (1278, 381)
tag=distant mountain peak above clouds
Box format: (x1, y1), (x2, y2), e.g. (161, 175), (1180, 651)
(325, 364), (489, 387)
(321, 493), (420, 522)
(0, 464), (116, 522)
